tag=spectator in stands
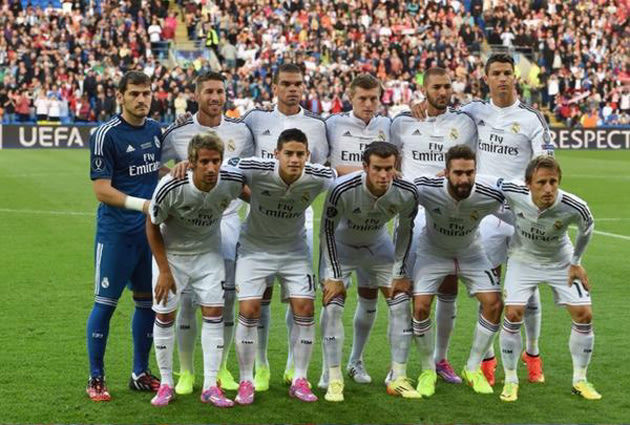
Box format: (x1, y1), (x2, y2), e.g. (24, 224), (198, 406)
(15, 90), (31, 122)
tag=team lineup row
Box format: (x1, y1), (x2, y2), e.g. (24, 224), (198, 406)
(85, 55), (601, 409)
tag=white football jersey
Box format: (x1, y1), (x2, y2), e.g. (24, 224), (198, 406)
(149, 167), (245, 255)
(391, 108), (477, 178)
(461, 99), (554, 180)
(241, 105), (329, 164)
(229, 157), (336, 252)
(320, 171), (418, 280)
(326, 112), (391, 168)
(500, 181), (594, 265)
(160, 113), (254, 216)
(414, 174), (505, 256)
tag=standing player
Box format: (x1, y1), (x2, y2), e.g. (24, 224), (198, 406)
(411, 145), (504, 397)
(229, 129), (335, 405)
(160, 71), (254, 394)
(147, 133), (244, 408)
(240, 64), (329, 390)
(412, 55), (554, 385)
(319, 142), (420, 402)
(497, 156), (600, 401)
(390, 67), (477, 384)
(323, 74), (391, 386)
(86, 71), (162, 401)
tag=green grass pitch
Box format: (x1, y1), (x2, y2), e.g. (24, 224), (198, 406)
(0, 149), (628, 424)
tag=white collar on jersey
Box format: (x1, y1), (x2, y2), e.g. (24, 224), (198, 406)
(193, 112), (224, 129)
(273, 104), (305, 118)
(490, 97), (520, 112)
(187, 169), (221, 195)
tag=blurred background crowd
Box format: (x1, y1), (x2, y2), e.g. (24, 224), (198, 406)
(1, 0), (629, 127)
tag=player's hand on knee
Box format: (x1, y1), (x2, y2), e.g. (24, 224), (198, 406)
(568, 264), (589, 291)
(409, 100), (428, 120)
(322, 279), (346, 305)
(391, 277), (411, 296)
(170, 160), (190, 179)
(155, 271), (177, 306)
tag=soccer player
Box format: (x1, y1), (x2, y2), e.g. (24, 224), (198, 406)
(229, 128), (335, 405)
(411, 55), (554, 385)
(319, 142), (419, 402)
(323, 74), (391, 386)
(411, 145), (504, 397)
(240, 64), (329, 390)
(390, 67), (477, 384)
(86, 71), (162, 401)
(497, 156), (600, 401)
(160, 71), (254, 394)
(147, 133), (245, 407)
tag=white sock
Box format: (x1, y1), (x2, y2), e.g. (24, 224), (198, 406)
(434, 294), (457, 362)
(467, 314), (499, 371)
(323, 298), (345, 369)
(292, 314), (315, 382)
(176, 291), (197, 373)
(256, 300), (271, 369)
(285, 305), (295, 371)
(154, 318), (175, 387)
(319, 306), (328, 375)
(569, 322), (594, 384)
(235, 314), (258, 383)
(500, 318), (523, 384)
(220, 288), (236, 369)
(413, 317), (435, 372)
(387, 294), (412, 370)
(349, 296), (377, 363)
(524, 289), (542, 356)
(201, 316), (224, 390)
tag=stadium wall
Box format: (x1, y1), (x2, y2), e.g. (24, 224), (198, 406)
(1, 124), (630, 150)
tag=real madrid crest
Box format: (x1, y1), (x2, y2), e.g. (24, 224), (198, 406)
(449, 128), (459, 140)
(470, 210), (480, 221)
(378, 130), (386, 141)
(220, 199), (230, 210)
(302, 192), (311, 202)
(554, 220), (563, 230)
(388, 205), (398, 215)
(154, 135), (161, 148)
(228, 139), (236, 152)
(510, 122), (520, 134)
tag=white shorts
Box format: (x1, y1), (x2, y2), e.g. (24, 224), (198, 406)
(504, 259), (592, 306)
(153, 251), (226, 314)
(319, 238), (394, 289)
(235, 241), (316, 301)
(479, 215), (514, 268)
(412, 245), (501, 296)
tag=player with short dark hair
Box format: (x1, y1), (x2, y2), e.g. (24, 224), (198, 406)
(86, 70), (162, 401)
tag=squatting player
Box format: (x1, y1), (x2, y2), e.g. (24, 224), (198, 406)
(411, 145), (504, 397)
(86, 71), (162, 401)
(229, 129), (335, 405)
(160, 71), (254, 394)
(147, 133), (244, 408)
(319, 142), (419, 402)
(323, 73), (391, 387)
(497, 156), (600, 402)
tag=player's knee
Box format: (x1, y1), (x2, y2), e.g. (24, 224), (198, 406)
(291, 298), (314, 317)
(413, 299), (432, 320)
(570, 306), (592, 324)
(156, 312), (175, 323)
(238, 301), (260, 319)
(504, 306), (524, 323)
(201, 306), (223, 318)
(483, 296), (503, 322)
(358, 286), (378, 299)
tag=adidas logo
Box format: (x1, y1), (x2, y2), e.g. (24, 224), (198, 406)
(262, 129), (271, 136)
(126, 144), (135, 153)
(478, 120), (485, 126)
(353, 207), (362, 214)
(261, 190), (272, 196)
(517, 212), (525, 219)
(343, 131), (352, 137)
(412, 129), (422, 136)
(432, 207), (442, 215)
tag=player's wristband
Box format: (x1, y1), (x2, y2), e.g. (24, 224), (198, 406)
(124, 195), (147, 212)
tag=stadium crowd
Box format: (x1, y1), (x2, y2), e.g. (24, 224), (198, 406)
(0, 0), (629, 126)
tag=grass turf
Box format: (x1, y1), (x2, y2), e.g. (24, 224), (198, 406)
(0, 149), (628, 424)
